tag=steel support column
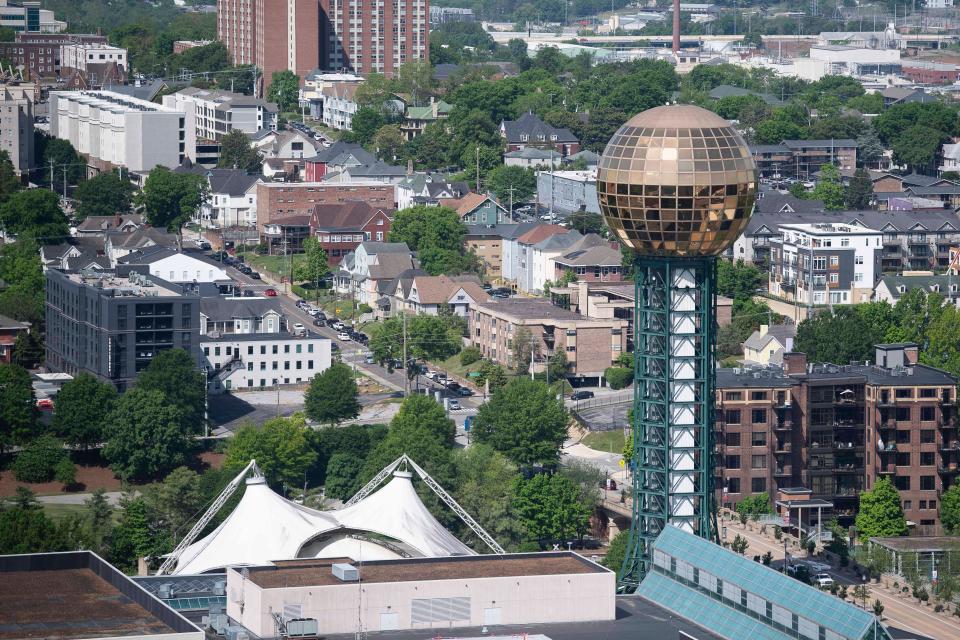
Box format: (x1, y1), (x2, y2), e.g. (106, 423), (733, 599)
(619, 256), (717, 591)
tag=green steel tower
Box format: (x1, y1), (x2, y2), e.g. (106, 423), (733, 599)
(596, 105), (758, 591)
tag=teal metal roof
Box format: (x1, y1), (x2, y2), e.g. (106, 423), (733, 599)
(641, 526), (890, 640)
(637, 572), (790, 640)
(165, 596), (227, 611)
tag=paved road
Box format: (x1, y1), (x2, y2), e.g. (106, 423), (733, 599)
(723, 515), (959, 640)
(37, 491), (125, 506)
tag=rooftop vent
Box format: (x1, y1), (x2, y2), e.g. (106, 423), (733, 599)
(332, 563), (359, 582)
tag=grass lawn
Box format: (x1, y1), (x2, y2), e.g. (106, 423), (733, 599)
(433, 353), (486, 379)
(41, 502), (91, 522)
(582, 430), (626, 455)
(242, 253), (306, 280)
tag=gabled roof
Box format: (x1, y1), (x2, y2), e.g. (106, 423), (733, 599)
(878, 274), (959, 298)
(564, 149), (600, 164)
(449, 193), (506, 217)
(754, 193), (826, 215)
(107, 227), (177, 250)
(742, 324), (796, 352)
(900, 172), (946, 187)
(410, 274), (485, 305)
(406, 100), (452, 120)
(207, 169), (259, 196)
(343, 161), (406, 178)
(554, 243), (622, 267)
(362, 241), (411, 255)
(906, 184), (960, 196)
(535, 229), (585, 251)
(368, 253), (418, 280)
(782, 139), (857, 149)
(516, 224), (569, 246)
(311, 201), (395, 232)
(500, 112), (578, 145)
(75, 214), (144, 233)
(199, 298), (285, 322)
(311, 140), (376, 165)
(503, 147), (562, 160)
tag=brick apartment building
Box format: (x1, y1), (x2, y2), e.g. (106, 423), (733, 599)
(0, 33), (106, 79)
(218, 0), (429, 81)
(255, 181), (395, 233)
(901, 61), (960, 85)
(750, 139), (858, 179)
(716, 343), (958, 533)
(468, 297), (627, 385)
(310, 201), (394, 265)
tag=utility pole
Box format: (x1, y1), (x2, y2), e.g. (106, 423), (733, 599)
(48, 159), (54, 192)
(62, 166), (67, 201)
(508, 184), (514, 222)
(475, 146), (480, 190)
(402, 311), (409, 395)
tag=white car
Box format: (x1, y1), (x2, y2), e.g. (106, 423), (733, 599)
(333, 321), (345, 331)
(448, 399), (461, 411)
(424, 370), (437, 380)
(337, 331), (351, 341)
(292, 323), (306, 335)
(814, 573), (834, 588)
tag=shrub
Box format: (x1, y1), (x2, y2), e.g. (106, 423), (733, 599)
(604, 366), (634, 390)
(54, 458), (76, 487)
(774, 525), (782, 540)
(357, 303), (373, 314)
(460, 346), (481, 366)
(12, 435), (68, 483)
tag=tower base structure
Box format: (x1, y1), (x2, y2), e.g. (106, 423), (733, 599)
(619, 256), (719, 592)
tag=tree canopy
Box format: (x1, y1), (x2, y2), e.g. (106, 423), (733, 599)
(0, 362), (35, 449)
(512, 473), (591, 546)
(267, 70), (300, 112)
(74, 171), (136, 220)
(136, 348), (206, 430)
(52, 373), (118, 449)
(304, 362), (360, 426)
(0, 189), (69, 242)
(217, 129), (262, 172)
(139, 167), (208, 242)
(855, 477), (908, 538)
(224, 415), (317, 488)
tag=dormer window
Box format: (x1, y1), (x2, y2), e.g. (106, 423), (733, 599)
(538, 134), (545, 141)
(550, 134), (557, 141)
(520, 134), (528, 142)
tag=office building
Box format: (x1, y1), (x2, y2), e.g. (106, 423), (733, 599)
(768, 222), (882, 306)
(716, 344), (958, 533)
(0, 82), (33, 173)
(0, 1), (64, 34)
(45, 269), (201, 392)
(163, 87), (277, 142)
(49, 90), (191, 173)
(468, 297), (627, 384)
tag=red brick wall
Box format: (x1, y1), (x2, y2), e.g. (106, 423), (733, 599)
(257, 182), (395, 232)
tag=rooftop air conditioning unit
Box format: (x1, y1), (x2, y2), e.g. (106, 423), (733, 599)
(332, 563), (359, 581)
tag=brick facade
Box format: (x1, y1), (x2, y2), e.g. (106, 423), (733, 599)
(256, 182), (396, 233)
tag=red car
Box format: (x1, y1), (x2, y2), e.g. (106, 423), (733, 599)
(264, 288), (278, 297)
(36, 398), (54, 411)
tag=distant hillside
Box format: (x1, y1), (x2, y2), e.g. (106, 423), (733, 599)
(40, 0), (212, 34)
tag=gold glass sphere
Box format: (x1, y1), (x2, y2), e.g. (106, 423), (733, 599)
(596, 105), (757, 257)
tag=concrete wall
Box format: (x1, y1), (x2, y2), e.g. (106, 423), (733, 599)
(227, 567), (615, 637)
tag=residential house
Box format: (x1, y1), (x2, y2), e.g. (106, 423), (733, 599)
(528, 232), (611, 294)
(536, 169), (600, 214)
(881, 87), (935, 108)
(939, 144), (960, 176)
(553, 243), (624, 285)
(468, 297), (627, 385)
(303, 142), (376, 182)
(336, 241), (419, 307)
(332, 161), (407, 184)
(903, 182), (960, 208)
(310, 201), (395, 266)
(116, 247), (230, 284)
(0, 314), (30, 363)
(199, 297), (332, 393)
(301, 70), (363, 119)
(321, 82), (360, 131)
(503, 147), (562, 169)
(401, 99), (452, 140)
(74, 214), (144, 238)
(250, 129), (321, 161)
(499, 112), (580, 157)
(104, 228), (178, 265)
(40, 239), (111, 272)
(396, 173), (469, 210)
(262, 215), (311, 255)
(562, 150), (599, 168)
(768, 222), (882, 306)
(741, 324), (797, 366)
(502, 223), (568, 289)
(398, 274), (489, 316)
(874, 274), (960, 307)
(205, 170), (259, 229)
(448, 193), (506, 225)
(465, 223), (538, 282)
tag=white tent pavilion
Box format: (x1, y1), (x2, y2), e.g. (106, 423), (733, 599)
(171, 469), (475, 575)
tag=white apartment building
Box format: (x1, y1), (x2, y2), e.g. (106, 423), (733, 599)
(321, 82), (359, 131)
(118, 249), (230, 284)
(204, 169), (259, 228)
(0, 83), (33, 173)
(162, 87), (278, 144)
(50, 91), (192, 172)
(302, 71), (363, 119)
(769, 222), (882, 306)
(61, 43), (127, 74)
(536, 169), (601, 214)
(200, 297), (332, 393)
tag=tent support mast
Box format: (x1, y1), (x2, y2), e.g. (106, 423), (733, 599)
(346, 454), (506, 555)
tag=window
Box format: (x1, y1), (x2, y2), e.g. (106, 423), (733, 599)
(724, 409), (741, 424)
(284, 344), (290, 354)
(895, 407), (911, 421)
(829, 256), (839, 267)
(750, 391), (767, 401)
(920, 476), (936, 491)
(727, 478), (741, 493)
(896, 430), (911, 444)
(895, 388), (912, 399)
(215, 347), (221, 356)
(902, 500), (912, 511)
(920, 452), (935, 466)
(813, 256), (827, 270)
(921, 429), (935, 444)
(725, 455), (740, 469)
(840, 238), (850, 247)
(751, 477), (766, 493)
(752, 432), (766, 446)
(725, 433), (741, 447)
(895, 476), (911, 490)
(829, 273), (838, 284)
(896, 452), (911, 466)
(752, 409), (767, 424)
(725, 391), (743, 401)
(260, 345), (266, 354)
(248, 346), (254, 355)
(855, 255), (864, 265)
(751, 455), (767, 469)
(921, 406), (935, 421)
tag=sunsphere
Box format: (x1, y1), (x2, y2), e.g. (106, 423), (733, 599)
(596, 104), (757, 257)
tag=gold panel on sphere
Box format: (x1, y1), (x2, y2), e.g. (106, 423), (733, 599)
(597, 105), (757, 257)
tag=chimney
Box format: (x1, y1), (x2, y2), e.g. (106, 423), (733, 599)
(782, 351), (807, 376)
(406, 158), (413, 176)
(904, 344), (919, 365)
(672, 0), (681, 53)
(759, 324), (769, 338)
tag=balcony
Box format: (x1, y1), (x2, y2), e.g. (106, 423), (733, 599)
(939, 464), (960, 475)
(879, 465), (896, 475)
(774, 467), (791, 476)
(877, 397), (896, 408)
(774, 442), (791, 454)
(834, 441), (864, 450)
(773, 420), (792, 431)
(834, 487), (860, 497)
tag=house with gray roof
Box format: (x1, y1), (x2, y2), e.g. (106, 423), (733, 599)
(202, 169), (260, 229)
(396, 173), (469, 209)
(504, 147), (562, 169)
(742, 323), (797, 366)
(499, 112), (580, 157)
(874, 273), (960, 306)
(335, 241), (419, 308)
(708, 84), (784, 107)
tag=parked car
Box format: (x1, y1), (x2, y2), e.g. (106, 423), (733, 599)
(326, 317), (339, 328)
(264, 288), (278, 297)
(292, 323), (306, 336)
(448, 399), (462, 411)
(36, 398), (54, 411)
(570, 390), (595, 401)
(313, 318), (325, 326)
(446, 381), (461, 392)
(814, 573), (834, 588)
(337, 331), (351, 341)
(601, 478), (617, 490)
(424, 370), (437, 380)
(364, 354), (375, 364)
(332, 321), (345, 331)
(457, 387), (473, 397)
(249, 271), (261, 280)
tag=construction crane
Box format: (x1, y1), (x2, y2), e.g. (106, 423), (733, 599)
(345, 454), (506, 555)
(156, 459), (261, 575)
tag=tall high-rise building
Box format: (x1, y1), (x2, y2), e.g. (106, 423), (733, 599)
(217, 0), (428, 84)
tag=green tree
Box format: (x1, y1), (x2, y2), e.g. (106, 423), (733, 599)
(845, 167), (873, 210)
(0, 188), (68, 242)
(0, 239), (44, 324)
(52, 372), (118, 449)
(310, 422), (386, 483)
(921, 305), (960, 378)
(731, 534), (749, 554)
(892, 125), (949, 173)
(565, 211), (605, 236)
(109, 494), (168, 572)
(304, 362), (360, 425)
(855, 477), (908, 538)
(12, 330), (43, 369)
(54, 457), (77, 487)
(0, 362), (35, 449)
(349, 107), (386, 146)
(717, 259), (765, 299)
(795, 307), (879, 364)
(102, 388), (193, 482)
(0, 488), (72, 554)
(418, 246), (481, 276)
(512, 473), (590, 546)
(603, 530), (628, 571)
(755, 117), (807, 145)
(940, 480), (960, 534)
(736, 493), (773, 519)
(873, 599), (884, 619)
(811, 164), (845, 210)
(478, 360), (508, 393)
(224, 415), (318, 488)
(354, 72), (398, 115)
(485, 165), (536, 203)
(0, 150), (21, 203)
(323, 452), (362, 500)
(452, 445), (525, 551)
(361, 414), (454, 489)
(473, 377), (568, 467)
(370, 124), (405, 162)
(12, 435), (67, 482)
(581, 106), (629, 152)
(73, 171), (135, 220)
(292, 236), (329, 292)
(217, 129), (262, 172)
(143, 466), (206, 538)
(856, 127), (885, 169)
(604, 367), (633, 390)
(38, 136), (84, 193)
(137, 348), (206, 430)
(267, 70), (300, 112)
(511, 326), (538, 375)
(83, 489), (114, 555)
(139, 167), (208, 245)
(388, 204), (466, 253)
(390, 394), (456, 446)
